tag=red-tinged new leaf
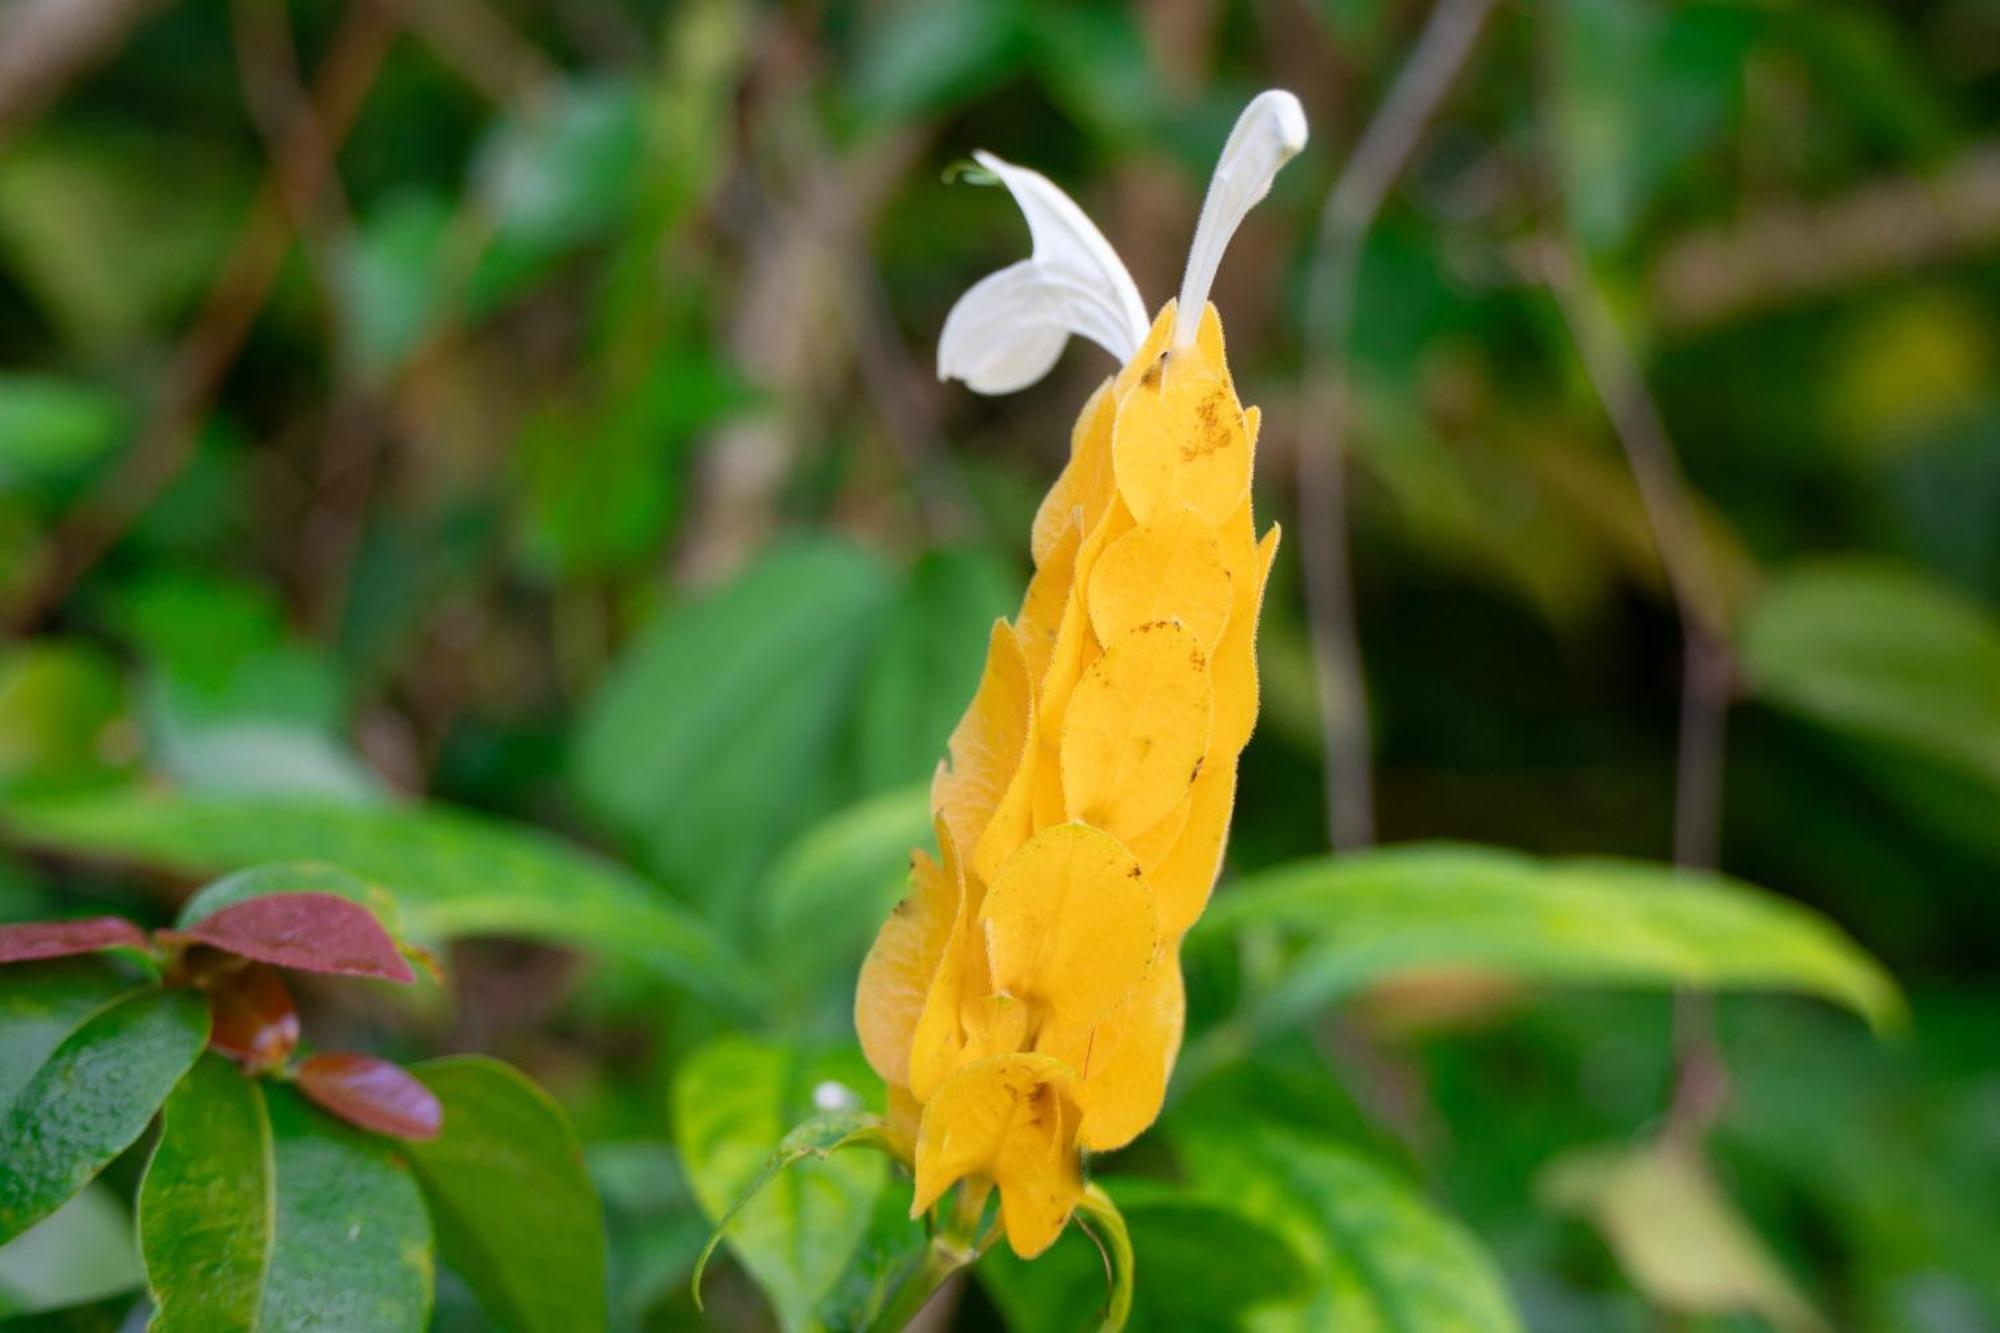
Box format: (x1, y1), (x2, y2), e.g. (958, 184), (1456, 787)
(0, 917), (151, 965)
(297, 1053), (443, 1141)
(161, 892), (415, 983)
(206, 966), (300, 1073)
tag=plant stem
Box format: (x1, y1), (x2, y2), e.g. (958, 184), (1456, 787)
(1298, 0), (1497, 850)
(866, 1235), (978, 1333)
(1538, 234), (1736, 1141)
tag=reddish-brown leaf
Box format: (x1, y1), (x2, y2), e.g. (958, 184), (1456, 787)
(206, 965), (301, 1073)
(296, 1052), (443, 1141)
(161, 892), (415, 983)
(0, 916), (151, 965)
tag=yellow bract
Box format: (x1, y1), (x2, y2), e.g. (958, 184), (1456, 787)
(857, 301), (1279, 1258)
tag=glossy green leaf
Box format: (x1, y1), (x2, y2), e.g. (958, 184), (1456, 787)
(672, 1036), (887, 1332)
(1171, 1123), (1521, 1332)
(573, 538), (894, 927)
(258, 1087), (434, 1330)
(0, 959), (138, 1109)
(139, 1055), (273, 1332)
(0, 1187), (142, 1317)
(140, 1066), (437, 1331)
(1741, 561), (2000, 791)
(983, 1178), (1306, 1333)
(403, 1057), (605, 1333)
(758, 785), (932, 1011)
(1, 791), (758, 1009)
(0, 987), (208, 1244)
(1198, 844), (1900, 1031)
(856, 547), (1018, 793)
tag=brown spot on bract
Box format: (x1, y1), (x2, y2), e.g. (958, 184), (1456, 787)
(1190, 757), (1204, 783)
(1127, 865), (1142, 879)
(1141, 356), (1165, 388)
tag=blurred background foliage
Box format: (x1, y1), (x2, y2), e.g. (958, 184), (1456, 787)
(0, 0), (1995, 1329)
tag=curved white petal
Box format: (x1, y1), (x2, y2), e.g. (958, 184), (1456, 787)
(1173, 90), (1309, 347)
(937, 152), (1149, 393)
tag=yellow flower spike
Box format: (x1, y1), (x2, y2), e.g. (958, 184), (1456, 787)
(860, 87), (1306, 1268)
(931, 621), (1034, 861)
(1087, 505), (1236, 655)
(1210, 523), (1282, 760)
(1017, 512), (1083, 684)
(1030, 381), (1116, 569)
(911, 1053), (1083, 1259)
(1060, 620), (1214, 846)
(855, 827), (961, 1087)
(1073, 952), (1186, 1152)
(1148, 758), (1239, 937)
(979, 823), (1160, 1050)
(1110, 343), (1253, 528)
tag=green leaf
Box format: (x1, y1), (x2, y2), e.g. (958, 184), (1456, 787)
(1198, 844), (1900, 1031)
(1551, 0), (1761, 251)
(403, 1057), (606, 1333)
(850, 0), (1028, 125)
(0, 641), (132, 798)
(1542, 1137), (1829, 1333)
(336, 194), (455, 384)
(0, 959), (139, 1110)
(139, 1055), (273, 1332)
(256, 1086), (434, 1331)
(1, 791), (758, 1009)
(573, 537), (895, 927)
(690, 1110), (894, 1309)
(672, 1036), (887, 1332)
(983, 1178), (1307, 1333)
(0, 376), (130, 492)
(856, 547), (1018, 793)
(1170, 1123), (1521, 1332)
(0, 987), (208, 1245)
(0, 1187), (142, 1318)
(468, 80), (644, 312)
(140, 1063), (437, 1331)
(1741, 561), (2000, 792)
(758, 785), (932, 1013)
(590, 1142), (709, 1329)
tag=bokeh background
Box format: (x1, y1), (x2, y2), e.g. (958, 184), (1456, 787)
(1, 0), (1996, 1329)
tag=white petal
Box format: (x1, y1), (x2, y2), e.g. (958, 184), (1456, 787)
(937, 152), (1149, 394)
(1173, 90), (1309, 347)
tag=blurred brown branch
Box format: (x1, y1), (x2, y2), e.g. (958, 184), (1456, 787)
(1298, 0), (1497, 851)
(4, 0), (400, 634)
(0, 0), (167, 144)
(1544, 235), (1736, 1142)
(1653, 141), (2000, 331)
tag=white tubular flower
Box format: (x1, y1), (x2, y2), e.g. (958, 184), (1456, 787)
(936, 152), (1149, 394)
(1173, 90), (1308, 348)
(940, 90), (1308, 394)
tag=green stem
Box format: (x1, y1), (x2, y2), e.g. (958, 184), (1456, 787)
(1076, 1183), (1135, 1333)
(865, 1234), (976, 1332)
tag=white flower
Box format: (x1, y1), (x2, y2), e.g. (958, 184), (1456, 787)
(938, 90), (1308, 395)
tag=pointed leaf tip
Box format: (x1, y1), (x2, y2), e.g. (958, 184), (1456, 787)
(297, 1053), (444, 1141)
(161, 891), (416, 983)
(0, 916), (151, 965)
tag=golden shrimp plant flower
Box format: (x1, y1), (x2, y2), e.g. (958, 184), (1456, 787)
(855, 90), (1307, 1260)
